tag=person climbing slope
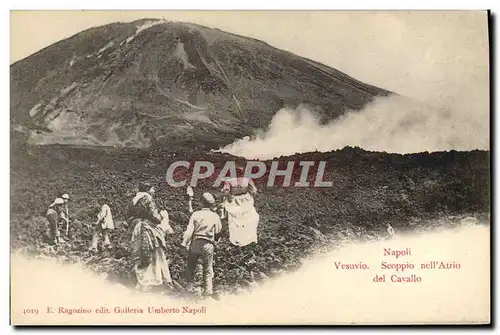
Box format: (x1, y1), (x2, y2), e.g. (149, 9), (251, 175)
(128, 182), (174, 292)
(45, 198), (66, 246)
(89, 197), (114, 252)
(221, 166), (260, 248)
(182, 192), (222, 298)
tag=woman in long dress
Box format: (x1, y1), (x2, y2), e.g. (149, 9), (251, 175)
(221, 167), (260, 248)
(128, 182), (174, 291)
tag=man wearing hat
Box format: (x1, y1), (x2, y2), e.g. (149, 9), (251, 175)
(45, 198), (65, 245)
(182, 192), (222, 297)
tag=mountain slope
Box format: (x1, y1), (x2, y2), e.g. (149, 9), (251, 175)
(11, 19), (392, 149)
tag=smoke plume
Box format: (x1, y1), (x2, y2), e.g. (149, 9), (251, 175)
(218, 94), (489, 160)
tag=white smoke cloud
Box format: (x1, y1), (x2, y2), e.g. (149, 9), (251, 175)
(218, 94), (489, 160)
(217, 12), (489, 160)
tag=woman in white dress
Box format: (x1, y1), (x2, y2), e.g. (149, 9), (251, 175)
(221, 167), (260, 248)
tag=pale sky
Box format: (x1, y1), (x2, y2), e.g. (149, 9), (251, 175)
(10, 10), (489, 106)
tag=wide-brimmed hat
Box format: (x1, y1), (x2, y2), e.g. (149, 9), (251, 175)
(61, 194), (70, 200)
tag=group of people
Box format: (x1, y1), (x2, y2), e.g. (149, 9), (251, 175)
(45, 194), (114, 250)
(44, 167), (261, 298)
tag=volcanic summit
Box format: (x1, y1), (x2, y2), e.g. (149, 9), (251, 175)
(11, 19), (391, 150)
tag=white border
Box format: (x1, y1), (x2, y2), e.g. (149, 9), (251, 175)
(5, 1), (499, 10)
(3, 1), (497, 334)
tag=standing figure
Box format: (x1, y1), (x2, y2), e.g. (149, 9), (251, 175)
(221, 166), (260, 247)
(89, 197), (114, 252)
(128, 182), (174, 291)
(386, 223), (395, 239)
(182, 192), (222, 297)
(45, 198), (65, 246)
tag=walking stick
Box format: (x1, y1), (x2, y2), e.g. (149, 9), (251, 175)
(65, 218), (70, 236)
(187, 186), (194, 214)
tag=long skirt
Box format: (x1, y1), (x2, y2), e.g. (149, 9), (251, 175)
(131, 219), (172, 288)
(224, 193), (260, 247)
(134, 247), (172, 287)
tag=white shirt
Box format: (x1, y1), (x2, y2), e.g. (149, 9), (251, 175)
(96, 204), (114, 230)
(182, 208), (222, 248)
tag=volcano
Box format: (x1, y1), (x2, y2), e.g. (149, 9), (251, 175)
(11, 18), (391, 150)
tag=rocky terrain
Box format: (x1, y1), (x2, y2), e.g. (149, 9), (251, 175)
(10, 144), (490, 296)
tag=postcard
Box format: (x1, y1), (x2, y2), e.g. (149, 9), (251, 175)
(10, 10), (491, 325)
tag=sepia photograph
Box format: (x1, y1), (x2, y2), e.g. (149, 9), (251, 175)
(9, 10), (491, 325)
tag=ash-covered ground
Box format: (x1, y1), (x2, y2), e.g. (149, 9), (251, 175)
(10, 144), (490, 296)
